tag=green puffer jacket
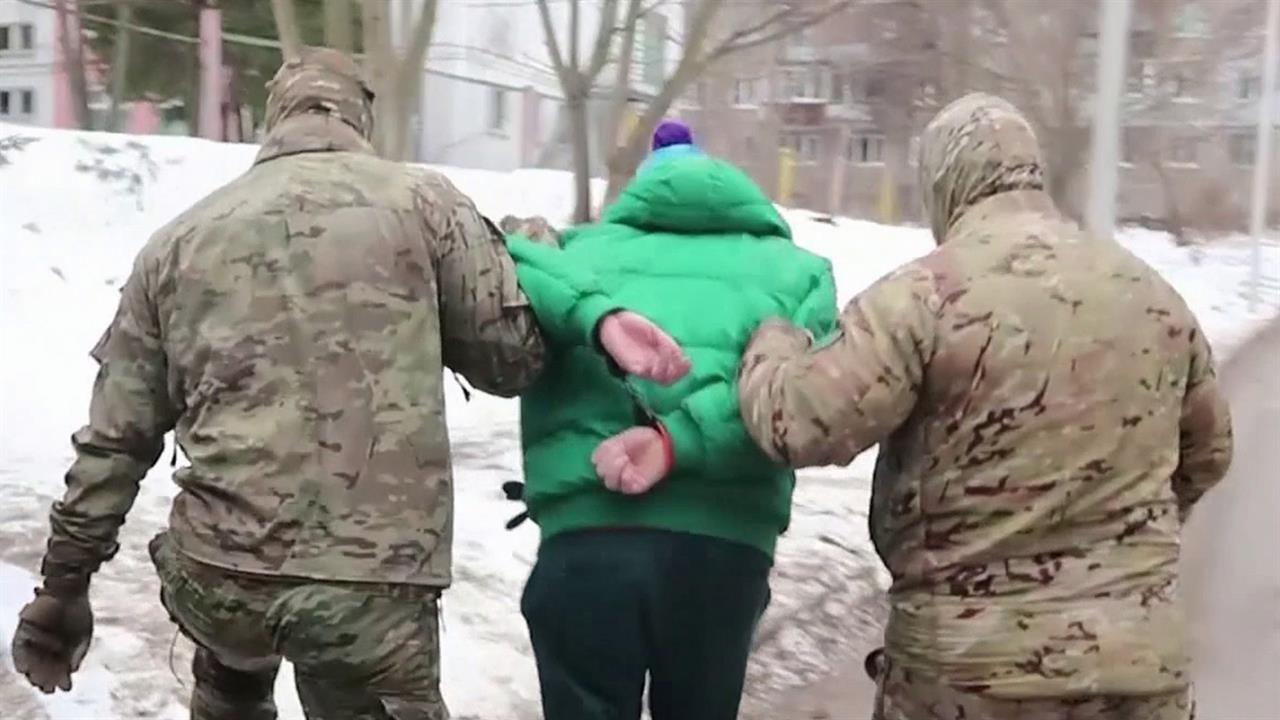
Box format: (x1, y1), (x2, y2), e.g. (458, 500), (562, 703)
(511, 154), (838, 557)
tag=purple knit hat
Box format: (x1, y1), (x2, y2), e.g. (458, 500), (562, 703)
(651, 119), (694, 150)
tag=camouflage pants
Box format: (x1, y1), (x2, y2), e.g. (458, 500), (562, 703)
(149, 532), (449, 720)
(873, 657), (1195, 720)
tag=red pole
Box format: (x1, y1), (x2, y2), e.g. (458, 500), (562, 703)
(198, 5), (223, 139)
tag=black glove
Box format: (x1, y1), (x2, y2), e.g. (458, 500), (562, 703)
(11, 587), (94, 694)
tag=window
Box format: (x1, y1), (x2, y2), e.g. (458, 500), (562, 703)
(831, 72), (846, 105)
(783, 68), (826, 100)
(732, 77), (759, 106)
(0, 89), (33, 117)
(0, 88), (32, 117)
(1168, 137), (1198, 166)
(1175, 2), (1208, 37)
(847, 133), (885, 164)
(781, 132), (821, 163)
(685, 81), (706, 108)
(865, 77), (886, 101)
(1230, 132), (1256, 166)
(0, 23), (34, 54)
(1128, 58), (1156, 95)
(1120, 128), (1138, 165)
(1167, 70), (1191, 100)
(487, 87), (508, 132)
(802, 134), (821, 162)
(1239, 73), (1261, 100)
(786, 27), (813, 52)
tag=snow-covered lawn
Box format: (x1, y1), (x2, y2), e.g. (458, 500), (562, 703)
(2, 124), (1278, 718)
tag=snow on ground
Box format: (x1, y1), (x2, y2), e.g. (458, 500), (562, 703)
(1, 124), (1278, 718)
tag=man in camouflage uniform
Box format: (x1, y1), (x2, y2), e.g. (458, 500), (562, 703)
(737, 93), (1233, 719)
(9, 48), (685, 720)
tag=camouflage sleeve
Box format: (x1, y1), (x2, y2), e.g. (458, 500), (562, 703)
(1172, 323), (1233, 520)
(737, 266), (936, 468)
(434, 193), (547, 398)
(45, 257), (178, 587)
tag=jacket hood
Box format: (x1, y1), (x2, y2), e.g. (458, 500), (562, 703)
(257, 47), (375, 162)
(918, 92), (1046, 242)
(604, 155), (791, 239)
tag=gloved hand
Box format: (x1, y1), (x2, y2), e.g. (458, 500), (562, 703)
(597, 312), (690, 386)
(593, 425), (673, 495)
(11, 587), (94, 694)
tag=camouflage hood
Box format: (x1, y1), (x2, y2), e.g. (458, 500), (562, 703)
(918, 93), (1046, 242)
(257, 47), (376, 163)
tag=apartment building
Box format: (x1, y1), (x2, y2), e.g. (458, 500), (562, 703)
(0, 0), (54, 127)
(686, 0), (1279, 229)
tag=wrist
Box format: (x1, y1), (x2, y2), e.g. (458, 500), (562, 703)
(654, 422), (674, 475)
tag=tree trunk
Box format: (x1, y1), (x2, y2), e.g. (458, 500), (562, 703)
(360, 0), (393, 154)
(55, 0), (91, 129)
(271, 0), (304, 61)
(108, 2), (133, 132)
(602, 60), (701, 201)
(324, 0), (354, 51)
(567, 92), (593, 222)
(386, 0), (437, 161)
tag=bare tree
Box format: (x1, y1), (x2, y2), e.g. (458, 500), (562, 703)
(55, 0), (92, 129)
(359, 0), (437, 160)
(324, 0), (355, 52)
(939, 0), (1257, 223)
(108, 1), (134, 131)
(601, 0), (857, 204)
(270, 0), (303, 60)
(536, 0), (623, 222)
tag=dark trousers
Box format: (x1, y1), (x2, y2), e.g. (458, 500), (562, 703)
(521, 528), (772, 720)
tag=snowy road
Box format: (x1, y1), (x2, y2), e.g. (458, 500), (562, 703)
(1181, 321), (1280, 720)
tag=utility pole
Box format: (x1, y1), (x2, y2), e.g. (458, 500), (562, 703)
(197, 2), (223, 140)
(1249, 0), (1279, 310)
(1086, 0), (1132, 239)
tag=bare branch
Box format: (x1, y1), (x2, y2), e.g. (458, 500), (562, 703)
(585, 0), (623, 80)
(270, 0), (303, 60)
(569, 0), (581, 69)
(705, 0), (856, 65)
(324, 0), (355, 52)
(536, 0), (571, 83)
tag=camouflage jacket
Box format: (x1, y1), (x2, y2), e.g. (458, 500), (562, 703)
(43, 50), (613, 589)
(738, 94), (1233, 698)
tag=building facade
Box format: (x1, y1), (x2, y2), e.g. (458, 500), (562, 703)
(685, 0), (1280, 230)
(0, 0), (55, 127)
(393, 0), (684, 172)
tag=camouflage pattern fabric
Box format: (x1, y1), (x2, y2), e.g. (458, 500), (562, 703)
(873, 656), (1195, 720)
(737, 92), (1233, 699)
(150, 532), (448, 720)
(41, 46), (546, 589)
(499, 215), (562, 248)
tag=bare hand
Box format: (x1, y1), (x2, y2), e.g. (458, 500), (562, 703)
(593, 425), (672, 495)
(598, 312), (691, 385)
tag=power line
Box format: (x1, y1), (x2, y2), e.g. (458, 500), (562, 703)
(12, 0), (579, 97)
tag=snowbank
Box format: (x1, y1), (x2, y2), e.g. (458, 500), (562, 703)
(2, 124), (1278, 718)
